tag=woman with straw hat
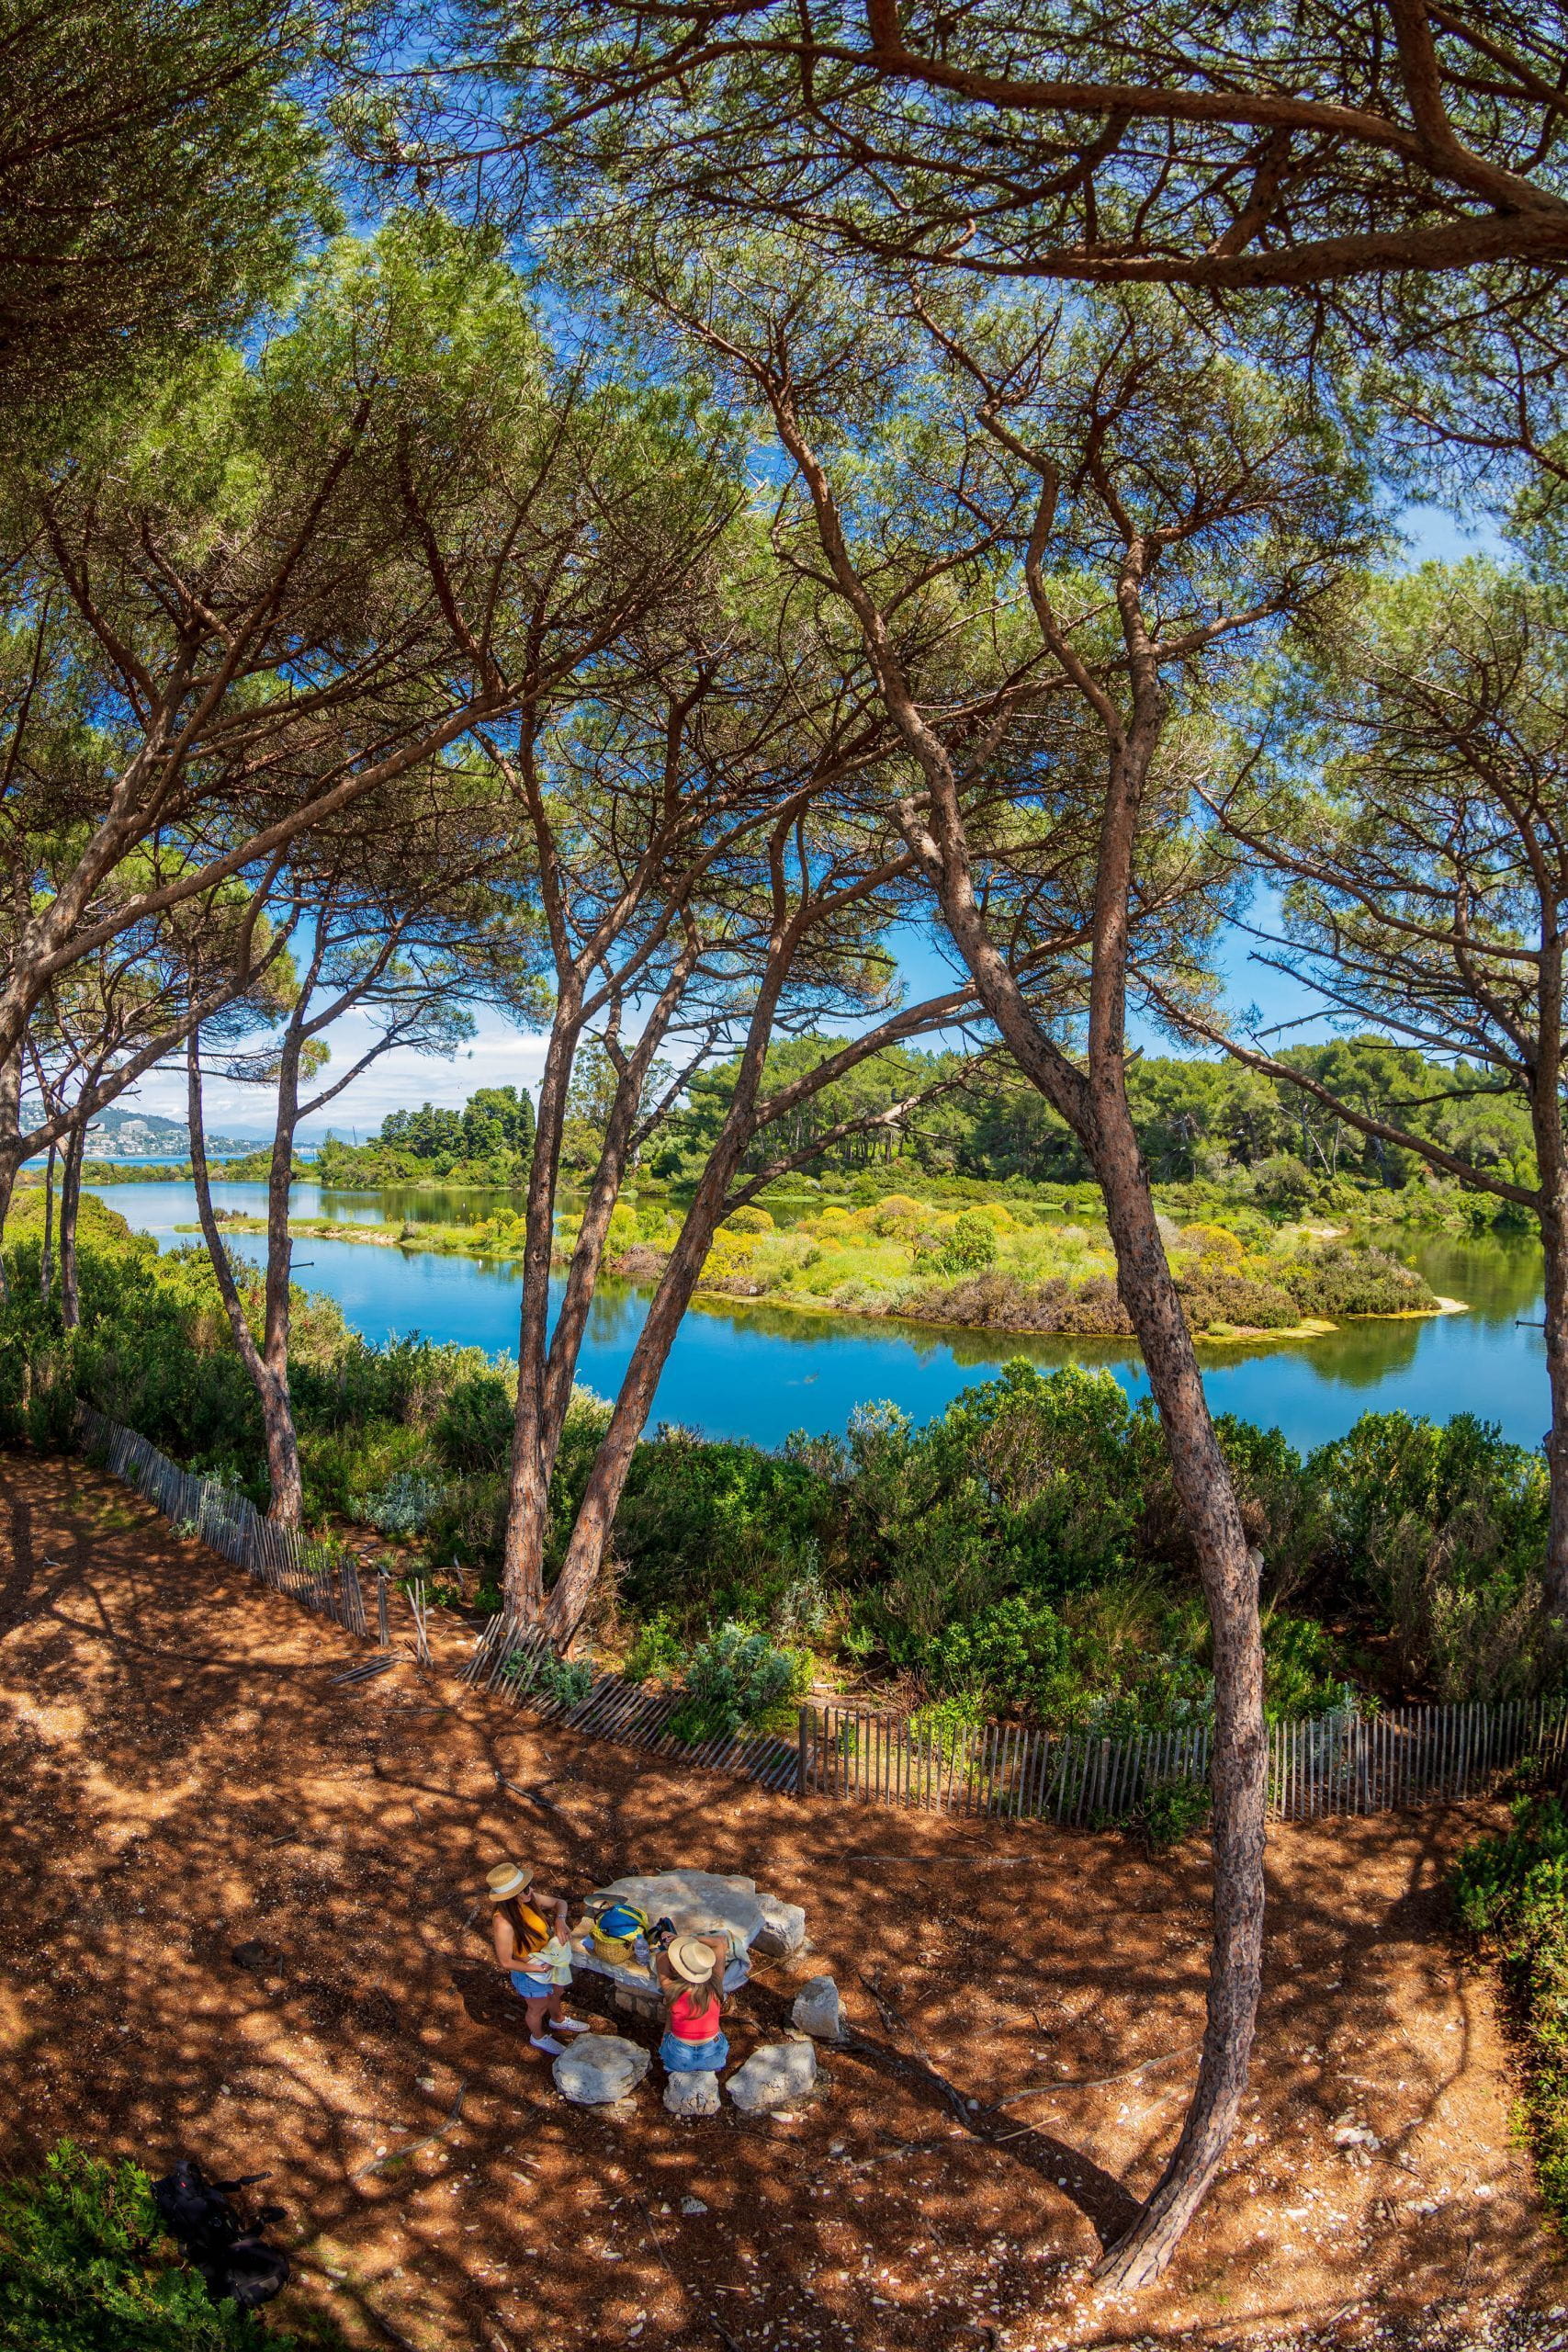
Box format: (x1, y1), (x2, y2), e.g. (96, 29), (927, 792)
(486, 1861), (591, 2058)
(655, 1933), (730, 2080)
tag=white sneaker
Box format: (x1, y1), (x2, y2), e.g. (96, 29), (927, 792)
(530, 2034), (566, 2056)
(555, 2016), (592, 2033)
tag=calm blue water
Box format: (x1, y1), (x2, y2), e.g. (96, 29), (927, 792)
(87, 1177), (1551, 1454)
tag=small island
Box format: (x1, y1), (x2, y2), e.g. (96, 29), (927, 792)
(181, 1182), (1451, 1345)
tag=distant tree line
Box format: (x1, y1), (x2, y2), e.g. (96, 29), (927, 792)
(315, 1086), (536, 1186)
(650, 1035), (1534, 1216)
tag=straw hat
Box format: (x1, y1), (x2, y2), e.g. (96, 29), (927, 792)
(486, 1861), (532, 1903)
(665, 1934), (716, 1984)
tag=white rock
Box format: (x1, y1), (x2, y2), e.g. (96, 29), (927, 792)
(680, 2196), (708, 2216)
(753, 1893), (807, 1959)
(551, 2033), (650, 2107)
(791, 1976), (844, 2041)
(727, 2040), (818, 2114)
(663, 2069), (722, 2117)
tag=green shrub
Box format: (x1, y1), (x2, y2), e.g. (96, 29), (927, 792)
(623, 1611), (683, 1685)
(1261, 1612), (1348, 1722)
(434, 1372), (514, 1473)
(501, 1649), (594, 1709)
(1137, 1774), (1213, 1851)
(922, 1593), (1073, 1709)
(932, 1209), (998, 1275)
(908, 1690), (986, 1760)
(0, 2140), (326, 2349)
(1453, 1801), (1568, 2232)
(352, 1470), (446, 1536)
(669, 1622), (797, 1742)
(1314, 1413), (1557, 1697)
(722, 1205), (775, 1235)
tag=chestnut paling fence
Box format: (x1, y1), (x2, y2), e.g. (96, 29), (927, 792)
(464, 1605), (1568, 1823)
(84, 1408), (1568, 1825)
(77, 1407), (432, 1656)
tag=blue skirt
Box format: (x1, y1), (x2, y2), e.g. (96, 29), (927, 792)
(660, 2029), (728, 2075)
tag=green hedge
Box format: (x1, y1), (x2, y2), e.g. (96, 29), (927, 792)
(0, 2143), (328, 2350)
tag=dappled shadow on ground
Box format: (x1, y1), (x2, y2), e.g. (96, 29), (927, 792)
(0, 1446), (1560, 2351)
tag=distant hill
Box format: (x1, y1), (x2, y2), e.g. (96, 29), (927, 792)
(83, 1107), (265, 1160)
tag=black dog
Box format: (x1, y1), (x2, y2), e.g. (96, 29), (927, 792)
(151, 2156), (290, 2312)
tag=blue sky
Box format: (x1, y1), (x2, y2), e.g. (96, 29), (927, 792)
(118, 503), (1505, 1140)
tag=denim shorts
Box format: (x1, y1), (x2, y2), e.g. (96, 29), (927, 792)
(511, 1969), (554, 2002)
(660, 2030), (728, 2075)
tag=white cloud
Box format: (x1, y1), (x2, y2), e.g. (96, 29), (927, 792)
(123, 1006), (549, 1141)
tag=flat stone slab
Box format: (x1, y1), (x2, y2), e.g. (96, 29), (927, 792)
(589, 1870), (765, 1945)
(663, 2068), (722, 2117)
(552, 2033), (650, 2108)
(726, 2039), (818, 2114)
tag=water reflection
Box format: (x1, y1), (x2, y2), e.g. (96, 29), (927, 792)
(85, 1178), (1550, 1454)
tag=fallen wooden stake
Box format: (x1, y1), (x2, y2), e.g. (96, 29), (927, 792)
(331, 1657), (403, 1686)
(496, 1770), (569, 1820)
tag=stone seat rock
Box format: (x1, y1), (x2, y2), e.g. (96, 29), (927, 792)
(552, 2033), (650, 2108)
(754, 1894), (807, 1959)
(726, 2040), (818, 2114)
(663, 2069), (722, 2117)
(790, 1975), (843, 2040)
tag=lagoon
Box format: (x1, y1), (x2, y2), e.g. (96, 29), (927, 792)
(88, 1176), (1552, 1454)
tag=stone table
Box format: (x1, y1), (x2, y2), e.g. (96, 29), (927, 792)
(572, 1869), (805, 2024)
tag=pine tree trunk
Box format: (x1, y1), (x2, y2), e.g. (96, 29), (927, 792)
(59, 1121), (84, 1329)
(1086, 1088), (1267, 2288)
(187, 1035), (301, 1522)
(39, 1141), (55, 1304)
(1540, 1182), (1568, 1622)
(501, 994), (583, 1618)
(0, 1042), (19, 1300)
(260, 1038), (305, 1526)
(542, 1173), (729, 1643)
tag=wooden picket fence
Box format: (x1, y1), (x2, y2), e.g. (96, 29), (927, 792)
(797, 1695), (1568, 1824)
(78, 1406), (1568, 1828)
(463, 1607), (1568, 1824)
(78, 1408), (378, 1645)
(462, 1613), (806, 1792)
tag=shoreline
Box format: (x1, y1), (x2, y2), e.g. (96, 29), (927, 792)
(177, 1213), (1470, 1350)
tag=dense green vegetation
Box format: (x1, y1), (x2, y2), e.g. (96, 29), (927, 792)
(1455, 1799), (1568, 2236)
(651, 1036), (1537, 1220)
(0, 2142), (330, 2350)
(5, 1193), (1555, 1735)
(615, 1189), (1438, 1340)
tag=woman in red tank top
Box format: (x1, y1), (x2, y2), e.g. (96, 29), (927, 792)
(657, 1934), (730, 2078)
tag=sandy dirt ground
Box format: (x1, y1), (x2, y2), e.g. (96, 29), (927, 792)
(1, 1446), (1564, 2352)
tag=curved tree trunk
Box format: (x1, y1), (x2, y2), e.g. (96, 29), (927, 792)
(501, 988), (584, 1617)
(187, 1034), (302, 1522)
(542, 1152), (735, 1643)
(58, 1119), (84, 1330)
(1086, 1087), (1266, 2287)
(39, 1140), (56, 1304)
(258, 1035), (306, 1524)
(0, 1042), (20, 1300)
